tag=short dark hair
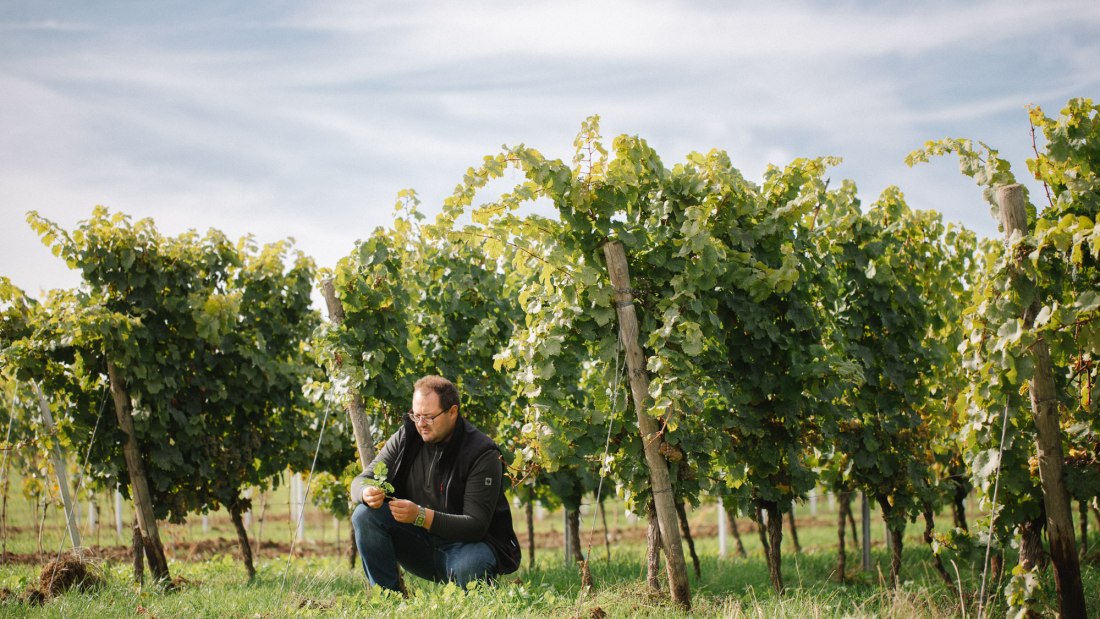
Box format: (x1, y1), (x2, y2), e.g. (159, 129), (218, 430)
(414, 375), (460, 412)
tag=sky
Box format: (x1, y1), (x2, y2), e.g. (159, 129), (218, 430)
(2, 0), (1099, 301)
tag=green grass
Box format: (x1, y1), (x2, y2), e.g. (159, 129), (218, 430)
(4, 536), (1096, 618)
(1, 520), (1097, 617)
(1, 479), (1098, 617)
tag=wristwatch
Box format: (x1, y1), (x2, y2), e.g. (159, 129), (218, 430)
(414, 505), (426, 528)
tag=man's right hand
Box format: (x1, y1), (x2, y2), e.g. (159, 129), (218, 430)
(362, 485), (386, 509)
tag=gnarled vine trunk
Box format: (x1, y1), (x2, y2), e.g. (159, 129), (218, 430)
(849, 498), (860, 549)
(1, 441), (10, 563)
(951, 477), (969, 532)
(599, 496), (611, 561)
(761, 500), (784, 594)
(988, 550), (1005, 600)
(229, 503), (256, 580)
(526, 500), (536, 569)
(787, 511), (801, 553)
(132, 516), (143, 584)
(579, 559), (594, 591)
(837, 492), (848, 581)
(1079, 500), (1088, 558)
(836, 489), (857, 580)
(1019, 516), (1048, 572)
(675, 500), (701, 578)
(876, 495), (903, 589)
(840, 489), (859, 545)
(646, 501), (662, 593)
(566, 508), (583, 563)
(724, 504), (747, 558)
(754, 503), (769, 557)
(922, 502), (953, 587)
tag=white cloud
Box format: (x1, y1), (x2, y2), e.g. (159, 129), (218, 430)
(1, 0), (1098, 304)
(284, 0), (1100, 65)
(0, 20), (94, 32)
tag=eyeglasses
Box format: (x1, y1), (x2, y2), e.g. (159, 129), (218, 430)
(409, 408), (449, 426)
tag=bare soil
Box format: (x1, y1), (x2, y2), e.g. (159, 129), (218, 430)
(0, 513), (845, 566)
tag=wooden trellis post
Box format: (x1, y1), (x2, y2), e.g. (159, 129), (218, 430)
(321, 279), (376, 470)
(997, 184), (1086, 618)
(602, 240), (692, 610)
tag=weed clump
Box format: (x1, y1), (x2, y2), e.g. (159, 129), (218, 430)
(296, 596), (334, 610)
(38, 552), (103, 598)
(20, 587), (46, 606)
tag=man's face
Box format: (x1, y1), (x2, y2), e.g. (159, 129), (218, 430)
(411, 388), (457, 444)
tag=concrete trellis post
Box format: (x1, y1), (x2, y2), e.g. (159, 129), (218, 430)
(33, 383), (81, 549)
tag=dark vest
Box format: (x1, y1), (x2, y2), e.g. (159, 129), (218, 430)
(391, 414), (521, 574)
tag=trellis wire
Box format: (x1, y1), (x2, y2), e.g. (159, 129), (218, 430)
(976, 401), (1012, 619)
(572, 329), (625, 616)
(0, 395), (15, 558)
(52, 384), (110, 563)
(279, 403), (333, 599)
(585, 330), (625, 558)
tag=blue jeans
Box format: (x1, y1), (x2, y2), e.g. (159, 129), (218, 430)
(351, 503), (498, 592)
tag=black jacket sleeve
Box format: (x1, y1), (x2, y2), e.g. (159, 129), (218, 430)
(349, 427), (403, 505)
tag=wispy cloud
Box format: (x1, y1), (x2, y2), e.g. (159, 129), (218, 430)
(0, 20), (94, 32)
(1, 0), (1098, 299)
(283, 0), (1099, 63)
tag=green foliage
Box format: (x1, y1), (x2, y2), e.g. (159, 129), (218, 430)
(817, 187), (974, 536)
(911, 99), (1100, 549)
(906, 137), (1025, 227)
(313, 226), (412, 422)
(1026, 98), (1100, 510)
(312, 192), (521, 483)
(3, 97), (1096, 613)
(442, 118), (861, 526)
(1004, 564), (1047, 618)
(1, 278), (108, 507)
(14, 208), (321, 528)
(366, 461), (395, 497)
(310, 461), (361, 519)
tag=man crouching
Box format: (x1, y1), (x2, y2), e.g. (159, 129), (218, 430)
(351, 375), (521, 592)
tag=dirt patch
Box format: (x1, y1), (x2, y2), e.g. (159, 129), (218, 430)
(0, 512), (846, 567)
(0, 545), (131, 566)
(0, 532), (615, 567)
(0, 538), (323, 566)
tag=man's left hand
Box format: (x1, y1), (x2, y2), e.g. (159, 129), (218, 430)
(388, 499), (420, 524)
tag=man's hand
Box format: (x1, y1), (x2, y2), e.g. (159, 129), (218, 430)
(361, 485), (386, 509)
(388, 499), (419, 524)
